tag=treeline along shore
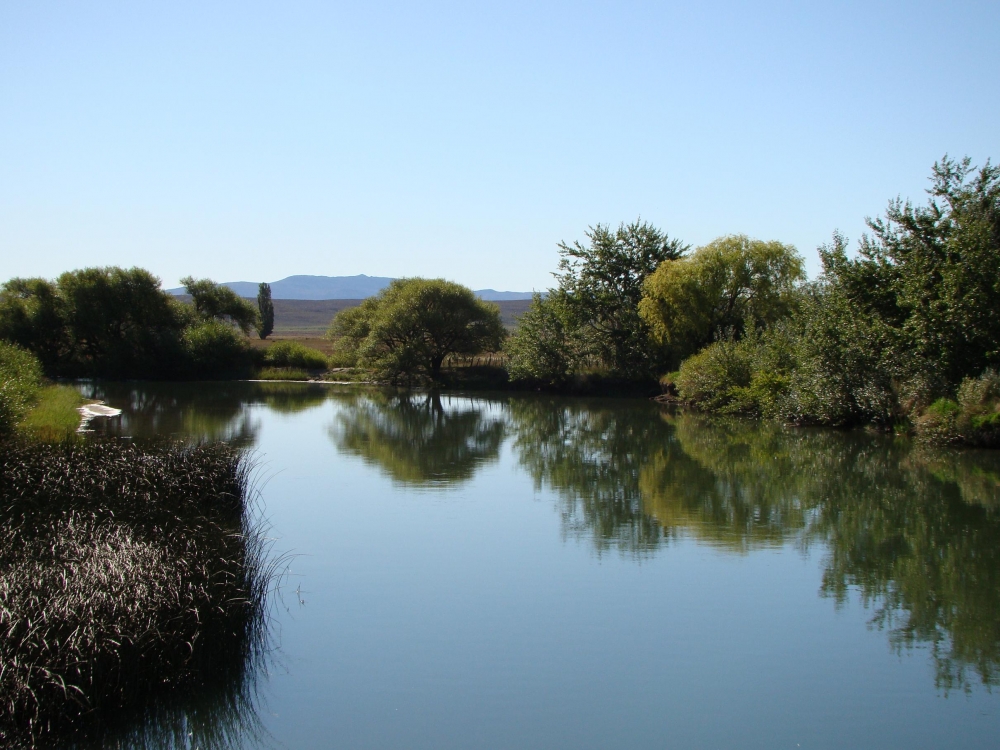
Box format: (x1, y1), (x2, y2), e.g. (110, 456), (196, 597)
(2, 156), (999, 447)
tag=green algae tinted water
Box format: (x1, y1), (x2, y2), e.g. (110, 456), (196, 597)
(82, 382), (1000, 749)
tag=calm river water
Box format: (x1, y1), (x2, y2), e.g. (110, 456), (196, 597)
(80, 381), (1000, 749)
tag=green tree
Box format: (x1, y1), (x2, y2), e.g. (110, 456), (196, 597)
(0, 278), (71, 373)
(855, 156), (1000, 392)
(327, 278), (505, 381)
(256, 282), (275, 340)
(1, 269), (185, 378)
(555, 220), (687, 376)
(639, 234), (804, 361)
(181, 277), (259, 336)
(504, 293), (576, 385)
(57, 268), (184, 377)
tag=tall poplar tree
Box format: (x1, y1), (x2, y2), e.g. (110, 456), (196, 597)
(257, 282), (274, 340)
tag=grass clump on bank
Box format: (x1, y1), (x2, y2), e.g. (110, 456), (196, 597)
(18, 384), (84, 441)
(0, 440), (272, 747)
(1, 340), (87, 441)
(262, 340), (329, 370)
(253, 341), (331, 380)
(255, 366), (313, 381)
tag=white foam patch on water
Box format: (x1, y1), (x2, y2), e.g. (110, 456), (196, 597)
(77, 402), (122, 432)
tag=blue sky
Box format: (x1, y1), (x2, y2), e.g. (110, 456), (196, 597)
(1, 1), (996, 291)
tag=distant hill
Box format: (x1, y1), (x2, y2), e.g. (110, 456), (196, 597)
(171, 296), (533, 335)
(166, 274), (536, 301)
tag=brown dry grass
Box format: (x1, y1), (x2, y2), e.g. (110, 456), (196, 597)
(0, 440), (273, 747)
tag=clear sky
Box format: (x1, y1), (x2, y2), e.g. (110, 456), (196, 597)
(1, 1), (996, 291)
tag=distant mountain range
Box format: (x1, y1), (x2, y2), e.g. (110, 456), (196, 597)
(166, 274), (536, 301)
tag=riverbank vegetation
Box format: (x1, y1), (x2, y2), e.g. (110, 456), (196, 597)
(0, 268), (254, 379)
(660, 158), (1000, 445)
(0, 440), (271, 746)
(0, 344), (275, 745)
(501, 157), (1000, 445)
(0, 341), (84, 441)
(505, 220), (686, 386)
(1, 157), (997, 444)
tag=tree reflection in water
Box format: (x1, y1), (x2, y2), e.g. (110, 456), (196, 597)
(508, 397), (670, 556)
(75, 383), (1000, 693)
(507, 402), (1000, 690)
(80, 381), (334, 446)
(329, 390), (505, 486)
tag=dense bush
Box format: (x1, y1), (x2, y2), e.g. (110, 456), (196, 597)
(0, 341), (43, 435)
(0, 268), (188, 379)
(504, 293), (576, 385)
(675, 328), (795, 417)
(263, 340), (329, 370)
(182, 321), (253, 378)
(0, 267), (259, 380)
(782, 276), (905, 427)
(915, 371), (1000, 446)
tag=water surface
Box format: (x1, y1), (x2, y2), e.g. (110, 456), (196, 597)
(82, 382), (1000, 749)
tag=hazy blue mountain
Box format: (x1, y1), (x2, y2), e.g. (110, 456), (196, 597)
(167, 274), (535, 300)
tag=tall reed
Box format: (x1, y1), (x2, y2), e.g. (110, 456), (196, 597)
(0, 440), (276, 747)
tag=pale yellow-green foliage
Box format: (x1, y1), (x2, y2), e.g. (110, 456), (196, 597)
(639, 235), (804, 358)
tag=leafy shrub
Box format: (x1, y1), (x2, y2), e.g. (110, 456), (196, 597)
(915, 371), (1000, 446)
(505, 294), (576, 385)
(958, 370), (1000, 419)
(675, 329), (795, 417)
(0, 341), (43, 435)
(263, 341), (328, 370)
(328, 345), (359, 368)
(181, 321), (252, 378)
(781, 278), (904, 428)
(676, 339), (755, 411)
